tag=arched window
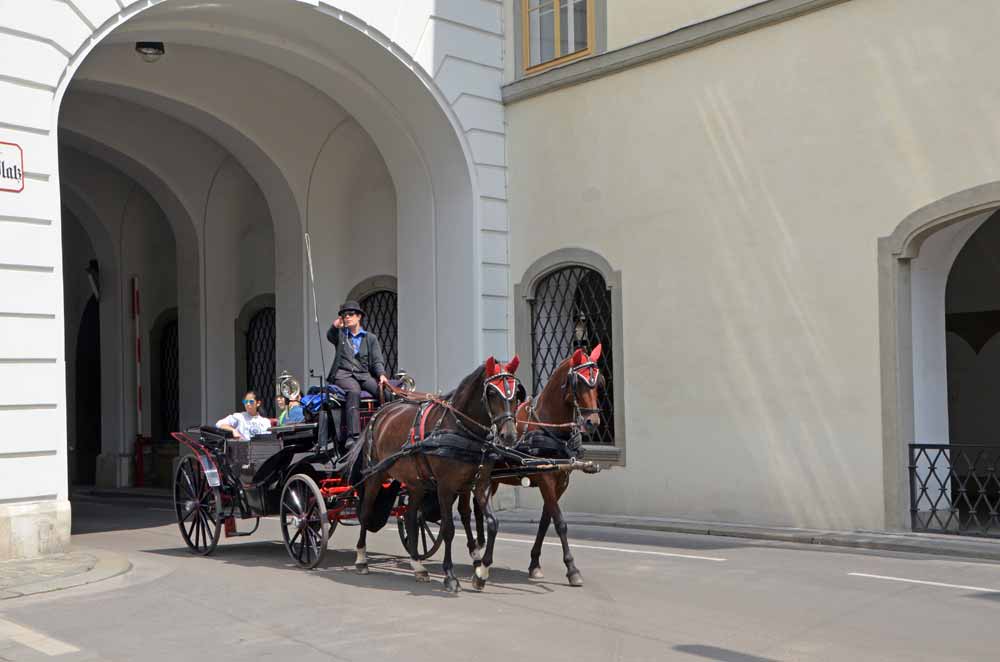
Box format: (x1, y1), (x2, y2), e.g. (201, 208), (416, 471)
(246, 307), (276, 416)
(516, 249), (624, 464)
(360, 289), (398, 376)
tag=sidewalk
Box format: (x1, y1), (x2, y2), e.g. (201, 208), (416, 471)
(73, 487), (1000, 563)
(0, 549), (131, 600)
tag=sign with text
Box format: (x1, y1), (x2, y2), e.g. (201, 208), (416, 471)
(0, 141), (24, 193)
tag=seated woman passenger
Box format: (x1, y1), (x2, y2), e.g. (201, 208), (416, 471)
(216, 391), (271, 439)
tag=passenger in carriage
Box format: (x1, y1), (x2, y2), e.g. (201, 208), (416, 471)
(326, 299), (389, 448)
(215, 391), (271, 439)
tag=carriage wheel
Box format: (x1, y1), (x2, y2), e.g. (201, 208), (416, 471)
(396, 494), (442, 561)
(280, 474), (329, 569)
(174, 456), (223, 555)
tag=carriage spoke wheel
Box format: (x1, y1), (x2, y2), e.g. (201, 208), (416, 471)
(174, 456), (222, 555)
(280, 474), (330, 569)
(396, 494), (442, 561)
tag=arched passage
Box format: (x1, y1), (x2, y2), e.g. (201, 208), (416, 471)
(879, 182), (1000, 531)
(0, 0), (507, 552)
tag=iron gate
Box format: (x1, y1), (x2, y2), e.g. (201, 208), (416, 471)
(360, 289), (398, 375)
(910, 443), (1000, 536)
(246, 307), (276, 416)
(160, 319), (179, 438)
(531, 266), (615, 445)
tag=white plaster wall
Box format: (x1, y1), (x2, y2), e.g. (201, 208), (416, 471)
(508, 0), (1000, 529)
(305, 119), (396, 379)
(203, 158), (274, 417)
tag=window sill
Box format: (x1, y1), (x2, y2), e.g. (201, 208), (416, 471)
(582, 444), (623, 466)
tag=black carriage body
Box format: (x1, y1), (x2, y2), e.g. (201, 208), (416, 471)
(181, 424), (334, 521)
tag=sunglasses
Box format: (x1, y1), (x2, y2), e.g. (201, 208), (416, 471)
(342, 311), (361, 317)
(243, 399), (257, 405)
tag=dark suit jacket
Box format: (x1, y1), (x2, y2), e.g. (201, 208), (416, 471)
(326, 325), (387, 383)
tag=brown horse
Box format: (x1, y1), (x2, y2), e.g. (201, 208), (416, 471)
(354, 356), (522, 593)
(461, 345), (603, 586)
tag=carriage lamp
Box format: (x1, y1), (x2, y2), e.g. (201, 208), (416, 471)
(135, 41), (165, 63)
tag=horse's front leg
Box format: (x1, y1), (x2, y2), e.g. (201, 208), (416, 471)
(438, 484), (460, 593)
(472, 465), (499, 590)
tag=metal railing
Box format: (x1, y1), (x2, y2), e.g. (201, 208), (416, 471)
(909, 444), (1000, 536)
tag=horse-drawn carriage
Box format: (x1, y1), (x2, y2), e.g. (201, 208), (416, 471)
(170, 380), (442, 569)
(171, 347), (605, 593)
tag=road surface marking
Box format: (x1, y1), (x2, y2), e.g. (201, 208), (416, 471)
(496, 537), (726, 561)
(849, 572), (1000, 593)
(0, 618), (80, 655)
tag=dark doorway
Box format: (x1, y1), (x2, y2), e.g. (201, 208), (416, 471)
(74, 296), (101, 485)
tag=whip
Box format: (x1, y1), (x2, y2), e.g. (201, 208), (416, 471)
(304, 233), (327, 385)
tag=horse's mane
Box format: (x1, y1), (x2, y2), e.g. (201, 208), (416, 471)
(445, 363), (486, 411)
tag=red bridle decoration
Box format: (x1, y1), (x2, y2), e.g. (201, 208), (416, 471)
(485, 355), (521, 399)
(570, 344), (602, 388)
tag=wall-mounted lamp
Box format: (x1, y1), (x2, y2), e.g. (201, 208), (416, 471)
(135, 41), (165, 63)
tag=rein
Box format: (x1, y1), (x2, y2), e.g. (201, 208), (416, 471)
(383, 383), (492, 436)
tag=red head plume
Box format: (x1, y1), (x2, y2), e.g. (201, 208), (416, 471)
(486, 356), (498, 376)
(505, 355), (520, 374)
(589, 344), (602, 363)
(571, 348), (587, 366)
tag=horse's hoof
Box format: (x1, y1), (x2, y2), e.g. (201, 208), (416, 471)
(444, 576), (461, 593)
(472, 574), (487, 591)
(355, 563), (369, 575)
(567, 571), (584, 587)
(415, 571), (431, 583)
(529, 567), (544, 580)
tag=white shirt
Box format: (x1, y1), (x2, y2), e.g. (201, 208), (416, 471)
(215, 412), (271, 439)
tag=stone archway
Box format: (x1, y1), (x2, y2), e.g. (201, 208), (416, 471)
(0, 0), (506, 557)
(879, 182), (1000, 530)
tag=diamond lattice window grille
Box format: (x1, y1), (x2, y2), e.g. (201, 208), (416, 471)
(360, 290), (398, 376)
(246, 307), (276, 417)
(531, 266), (615, 446)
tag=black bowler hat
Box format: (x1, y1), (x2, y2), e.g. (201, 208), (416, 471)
(338, 300), (364, 317)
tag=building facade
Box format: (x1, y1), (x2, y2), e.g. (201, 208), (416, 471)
(3, 0), (1000, 558)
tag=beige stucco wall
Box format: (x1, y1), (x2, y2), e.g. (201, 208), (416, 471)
(507, 0), (1000, 529)
(607, 0), (757, 50)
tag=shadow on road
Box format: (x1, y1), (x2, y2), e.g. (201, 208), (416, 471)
(142, 537), (566, 597)
(674, 644), (782, 662)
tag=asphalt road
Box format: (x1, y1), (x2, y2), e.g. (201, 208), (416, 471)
(0, 496), (998, 661)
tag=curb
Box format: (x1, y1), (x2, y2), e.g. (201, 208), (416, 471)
(0, 551), (132, 600)
(492, 511), (1000, 562)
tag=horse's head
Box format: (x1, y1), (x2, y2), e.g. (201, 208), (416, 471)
(566, 344), (604, 435)
(483, 355), (525, 447)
